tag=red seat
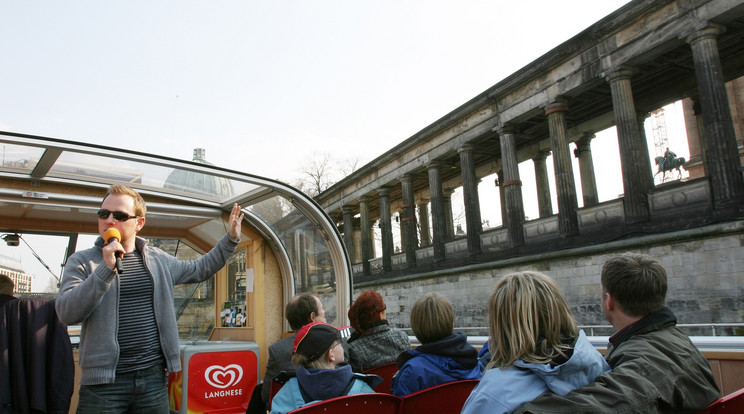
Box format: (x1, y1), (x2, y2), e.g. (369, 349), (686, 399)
(698, 387), (744, 414)
(362, 362), (398, 393)
(398, 379), (479, 414)
(287, 393), (402, 413)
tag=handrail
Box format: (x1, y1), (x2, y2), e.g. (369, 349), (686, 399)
(402, 323), (744, 337)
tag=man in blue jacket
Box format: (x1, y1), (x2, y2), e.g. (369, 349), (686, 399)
(56, 185), (243, 413)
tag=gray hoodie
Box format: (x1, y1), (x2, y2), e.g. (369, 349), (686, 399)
(56, 234), (237, 385)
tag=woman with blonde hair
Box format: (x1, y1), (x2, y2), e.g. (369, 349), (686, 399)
(461, 271), (609, 413)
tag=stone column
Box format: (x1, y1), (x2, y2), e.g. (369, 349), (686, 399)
(359, 196), (372, 275)
(545, 99), (579, 236)
(342, 206), (355, 263)
(443, 188), (455, 242)
(400, 174), (418, 267)
(682, 98), (706, 178)
(457, 145), (482, 255)
(378, 187), (393, 272)
(496, 169), (507, 226)
(686, 24), (744, 212)
(605, 68), (653, 225)
(496, 126), (526, 247)
(352, 221), (362, 264)
(533, 150), (553, 218)
(427, 162), (447, 261)
(575, 133), (599, 207)
(417, 200), (431, 247)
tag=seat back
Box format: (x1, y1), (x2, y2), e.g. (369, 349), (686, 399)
(399, 379), (479, 414)
(698, 387), (744, 414)
(362, 362), (398, 393)
(287, 393), (402, 414)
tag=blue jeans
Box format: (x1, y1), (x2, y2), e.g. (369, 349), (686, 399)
(77, 364), (169, 414)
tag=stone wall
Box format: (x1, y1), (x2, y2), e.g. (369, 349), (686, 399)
(355, 221), (744, 337)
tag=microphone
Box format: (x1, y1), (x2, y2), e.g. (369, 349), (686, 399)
(103, 228), (123, 273)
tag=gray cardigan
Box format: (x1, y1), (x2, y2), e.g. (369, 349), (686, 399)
(56, 234), (237, 385)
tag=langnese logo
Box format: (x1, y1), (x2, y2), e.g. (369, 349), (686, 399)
(204, 364), (243, 389)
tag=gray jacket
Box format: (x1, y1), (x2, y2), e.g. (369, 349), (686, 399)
(56, 234), (237, 385)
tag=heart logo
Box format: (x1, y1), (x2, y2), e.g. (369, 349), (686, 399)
(204, 364), (244, 389)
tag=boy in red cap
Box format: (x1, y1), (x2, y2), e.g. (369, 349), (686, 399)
(269, 322), (381, 413)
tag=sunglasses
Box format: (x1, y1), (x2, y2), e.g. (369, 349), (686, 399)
(97, 209), (138, 221)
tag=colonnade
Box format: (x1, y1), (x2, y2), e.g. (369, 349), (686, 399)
(320, 21), (744, 276)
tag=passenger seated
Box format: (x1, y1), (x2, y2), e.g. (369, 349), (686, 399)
(347, 290), (411, 372)
(516, 253), (720, 413)
(391, 292), (480, 397)
(461, 271), (609, 414)
(269, 322), (381, 414)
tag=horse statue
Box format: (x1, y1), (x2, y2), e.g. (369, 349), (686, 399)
(654, 148), (686, 181)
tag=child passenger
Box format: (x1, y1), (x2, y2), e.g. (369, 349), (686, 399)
(269, 322), (380, 414)
(391, 292), (480, 396)
(461, 271), (610, 414)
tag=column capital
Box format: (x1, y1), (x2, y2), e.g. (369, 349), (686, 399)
(494, 124), (518, 136)
(457, 144), (474, 154)
(604, 66), (636, 83)
(426, 161), (443, 170)
(532, 149), (551, 162)
(400, 173), (415, 183)
(684, 22), (725, 45)
(544, 98), (569, 115)
(377, 187), (391, 197)
(576, 132), (596, 148)
(342, 205), (354, 214)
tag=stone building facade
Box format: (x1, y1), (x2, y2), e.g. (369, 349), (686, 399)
(315, 0), (744, 330)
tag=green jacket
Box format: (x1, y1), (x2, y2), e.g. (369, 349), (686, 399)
(516, 307), (720, 414)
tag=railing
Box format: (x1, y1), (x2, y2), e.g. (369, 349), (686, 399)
(579, 323), (744, 337)
(402, 323), (744, 348)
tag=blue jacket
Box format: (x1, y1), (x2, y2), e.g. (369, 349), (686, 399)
(461, 330), (610, 414)
(270, 365), (379, 414)
(391, 331), (480, 397)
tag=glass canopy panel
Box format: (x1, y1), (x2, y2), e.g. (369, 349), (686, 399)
(0, 143), (44, 173)
(0, 132), (351, 326)
(50, 151), (259, 203)
(248, 194), (341, 326)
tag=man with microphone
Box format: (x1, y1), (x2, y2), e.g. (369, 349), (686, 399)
(56, 184), (244, 413)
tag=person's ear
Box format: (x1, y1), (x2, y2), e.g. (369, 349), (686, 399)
(327, 348), (336, 363)
(135, 216), (146, 232)
(603, 292), (615, 311)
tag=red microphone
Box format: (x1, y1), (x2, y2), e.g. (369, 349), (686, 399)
(103, 228), (123, 273)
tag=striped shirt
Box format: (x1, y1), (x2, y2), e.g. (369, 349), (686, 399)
(116, 250), (164, 373)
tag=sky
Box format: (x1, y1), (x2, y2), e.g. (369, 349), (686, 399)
(1, 0), (694, 292)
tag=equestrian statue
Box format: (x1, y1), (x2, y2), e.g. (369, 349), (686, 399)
(654, 147), (686, 181)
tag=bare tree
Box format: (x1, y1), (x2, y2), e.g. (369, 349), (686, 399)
(295, 153), (365, 197)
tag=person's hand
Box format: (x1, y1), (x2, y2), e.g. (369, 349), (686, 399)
(228, 203), (244, 241)
(102, 238), (125, 271)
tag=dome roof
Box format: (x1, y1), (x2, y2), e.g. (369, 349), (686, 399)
(164, 148), (234, 199)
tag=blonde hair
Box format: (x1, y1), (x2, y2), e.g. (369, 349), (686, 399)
(103, 185), (147, 217)
(410, 292), (454, 344)
(487, 271), (578, 369)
